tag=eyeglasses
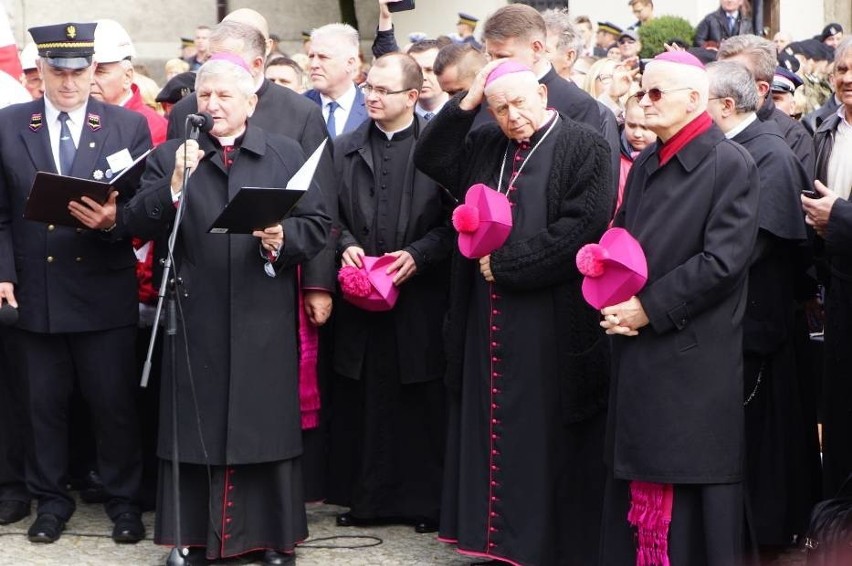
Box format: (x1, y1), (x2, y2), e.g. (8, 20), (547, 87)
(361, 84), (412, 97)
(634, 86), (692, 102)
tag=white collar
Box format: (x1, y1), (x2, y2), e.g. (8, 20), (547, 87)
(725, 112), (758, 139)
(43, 96), (87, 125)
(375, 116), (415, 140)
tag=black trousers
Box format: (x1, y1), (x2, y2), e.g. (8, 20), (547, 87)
(15, 326), (142, 521)
(0, 328), (30, 503)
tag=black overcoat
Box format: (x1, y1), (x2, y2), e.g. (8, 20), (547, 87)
(123, 124), (330, 465)
(333, 117), (454, 384)
(609, 124), (760, 483)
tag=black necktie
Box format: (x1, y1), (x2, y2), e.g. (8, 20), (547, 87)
(326, 100), (339, 140)
(58, 112), (76, 175)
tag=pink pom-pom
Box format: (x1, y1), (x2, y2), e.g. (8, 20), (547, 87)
(338, 266), (372, 297)
(452, 204), (480, 234)
(576, 243), (608, 277)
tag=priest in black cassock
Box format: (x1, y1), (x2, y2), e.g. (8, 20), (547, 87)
(707, 60), (816, 550)
(124, 55), (330, 566)
(326, 53), (454, 533)
(414, 60), (612, 566)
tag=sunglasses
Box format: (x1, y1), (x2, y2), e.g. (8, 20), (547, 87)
(634, 86), (692, 102)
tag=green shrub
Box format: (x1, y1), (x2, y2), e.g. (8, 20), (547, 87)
(638, 16), (696, 59)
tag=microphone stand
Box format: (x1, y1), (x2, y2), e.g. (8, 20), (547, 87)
(140, 117), (201, 566)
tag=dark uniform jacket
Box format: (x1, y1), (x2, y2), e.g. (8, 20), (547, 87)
(333, 116), (454, 384)
(123, 125), (330, 464)
(609, 124), (760, 483)
(757, 96), (815, 176)
(0, 97), (151, 333)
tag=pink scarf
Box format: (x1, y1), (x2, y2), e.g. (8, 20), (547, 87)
(628, 481), (674, 566)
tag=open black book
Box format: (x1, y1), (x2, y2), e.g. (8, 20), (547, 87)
(24, 148), (153, 228)
(207, 139), (327, 234)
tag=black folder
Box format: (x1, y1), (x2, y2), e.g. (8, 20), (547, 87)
(23, 148), (153, 228)
(207, 187), (305, 234)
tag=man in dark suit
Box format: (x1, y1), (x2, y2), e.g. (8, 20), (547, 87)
(0, 22), (150, 544)
(304, 23), (370, 138)
(694, 0), (753, 48)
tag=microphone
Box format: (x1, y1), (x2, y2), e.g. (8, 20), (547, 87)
(0, 303), (18, 326)
(185, 112), (214, 138)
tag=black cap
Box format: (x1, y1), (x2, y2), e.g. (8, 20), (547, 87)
(29, 22), (96, 70)
(771, 66), (803, 94)
(777, 50), (800, 73)
(155, 71), (196, 103)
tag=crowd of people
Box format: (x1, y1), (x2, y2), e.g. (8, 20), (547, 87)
(0, 0), (850, 565)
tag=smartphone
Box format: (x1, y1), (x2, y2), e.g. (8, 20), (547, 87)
(388, 0), (415, 13)
(802, 188), (818, 198)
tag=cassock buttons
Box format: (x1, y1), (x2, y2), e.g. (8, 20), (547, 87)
(47, 224), (55, 231)
(47, 256), (54, 263)
(75, 257), (83, 262)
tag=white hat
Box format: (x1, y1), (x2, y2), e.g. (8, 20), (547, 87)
(94, 19), (136, 63)
(19, 42), (39, 71)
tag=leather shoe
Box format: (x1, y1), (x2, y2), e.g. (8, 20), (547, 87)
(27, 513), (65, 543)
(413, 519), (438, 533)
(111, 512), (145, 543)
(335, 512), (359, 527)
(0, 500), (30, 525)
(262, 550), (295, 565)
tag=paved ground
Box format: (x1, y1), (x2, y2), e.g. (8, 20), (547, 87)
(0, 499), (477, 566)
(0, 496), (810, 565)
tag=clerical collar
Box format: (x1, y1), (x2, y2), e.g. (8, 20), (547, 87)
(515, 109), (558, 147)
(498, 110), (559, 195)
(213, 129), (246, 148)
(725, 112), (757, 139)
(374, 117), (415, 140)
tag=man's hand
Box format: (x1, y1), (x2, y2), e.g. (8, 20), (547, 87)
(802, 180), (838, 239)
(385, 250), (417, 285)
(304, 290), (332, 326)
(68, 190), (118, 230)
(252, 223), (285, 255)
(479, 254), (494, 282)
(341, 245), (365, 268)
(600, 296), (649, 336)
(459, 59), (505, 111)
(608, 63), (640, 101)
(171, 140), (204, 195)
(0, 282), (17, 308)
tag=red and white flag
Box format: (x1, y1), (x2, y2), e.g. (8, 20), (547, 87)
(0, 6), (22, 80)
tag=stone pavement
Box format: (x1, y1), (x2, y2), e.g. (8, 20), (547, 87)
(0, 496), (811, 565)
(0, 500), (478, 566)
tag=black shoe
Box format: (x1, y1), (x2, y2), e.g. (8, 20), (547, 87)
(79, 470), (107, 504)
(27, 513), (65, 543)
(335, 512), (358, 527)
(413, 519), (438, 533)
(262, 550), (295, 565)
(111, 512), (145, 543)
(0, 500), (30, 525)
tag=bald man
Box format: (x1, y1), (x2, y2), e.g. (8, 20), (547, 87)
(415, 60), (612, 566)
(600, 52), (760, 565)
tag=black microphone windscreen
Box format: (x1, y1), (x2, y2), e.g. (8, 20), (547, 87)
(0, 303), (18, 326)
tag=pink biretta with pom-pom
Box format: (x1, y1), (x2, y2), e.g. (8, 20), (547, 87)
(452, 183), (513, 259)
(575, 227), (648, 310)
(337, 255), (401, 312)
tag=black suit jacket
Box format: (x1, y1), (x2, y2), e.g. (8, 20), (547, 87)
(0, 98), (151, 333)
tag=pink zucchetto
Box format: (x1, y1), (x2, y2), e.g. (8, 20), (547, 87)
(485, 60), (534, 88)
(208, 52), (251, 73)
(652, 50), (706, 70)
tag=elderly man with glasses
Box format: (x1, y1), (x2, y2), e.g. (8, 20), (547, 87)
(600, 51), (760, 566)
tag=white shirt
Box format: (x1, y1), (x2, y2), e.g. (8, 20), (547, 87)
(0, 72), (30, 108)
(828, 106), (852, 200)
(724, 112), (758, 140)
(43, 96), (86, 175)
(320, 83), (358, 138)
